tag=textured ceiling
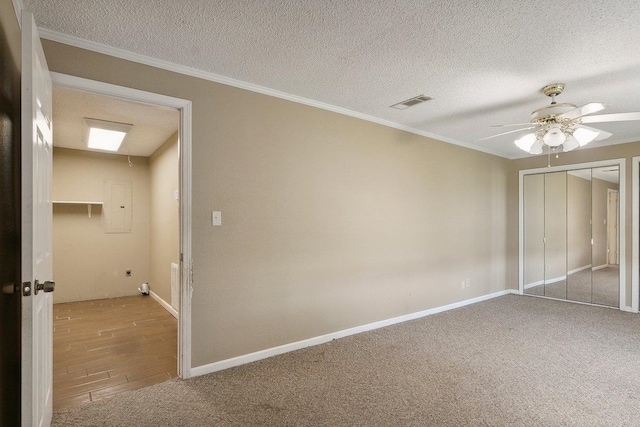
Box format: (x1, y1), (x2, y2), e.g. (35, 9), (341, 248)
(25, 0), (640, 159)
(53, 87), (179, 157)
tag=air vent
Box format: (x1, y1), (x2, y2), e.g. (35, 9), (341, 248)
(390, 95), (433, 110)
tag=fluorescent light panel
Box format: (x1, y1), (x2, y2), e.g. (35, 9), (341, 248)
(84, 118), (133, 152)
(88, 128), (127, 151)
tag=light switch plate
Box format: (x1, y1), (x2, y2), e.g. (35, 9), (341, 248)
(212, 211), (222, 226)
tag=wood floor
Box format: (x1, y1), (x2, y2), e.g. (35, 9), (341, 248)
(53, 295), (177, 412)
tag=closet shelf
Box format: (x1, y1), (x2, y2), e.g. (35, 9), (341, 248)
(53, 200), (103, 218)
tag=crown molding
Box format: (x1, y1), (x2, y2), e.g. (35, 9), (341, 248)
(38, 27), (508, 159)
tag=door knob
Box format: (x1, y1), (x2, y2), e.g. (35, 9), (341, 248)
(34, 280), (55, 295)
(2, 283), (17, 295)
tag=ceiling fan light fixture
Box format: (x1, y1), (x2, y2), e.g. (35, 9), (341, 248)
(529, 140), (544, 155)
(562, 135), (580, 152)
(487, 83), (640, 158)
(573, 127), (599, 146)
(543, 126), (566, 147)
(514, 133), (537, 152)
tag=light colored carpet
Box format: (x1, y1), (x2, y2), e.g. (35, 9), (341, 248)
(52, 295), (640, 426)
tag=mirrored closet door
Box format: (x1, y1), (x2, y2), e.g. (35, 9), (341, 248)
(522, 166), (620, 307)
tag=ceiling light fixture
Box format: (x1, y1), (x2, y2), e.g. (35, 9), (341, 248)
(85, 118), (133, 152)
(515, 124), (600, 155)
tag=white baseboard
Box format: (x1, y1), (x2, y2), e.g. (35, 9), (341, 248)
(568, 264), (592, 275)
(190, 288), (513, 378)
(545, 275), (567, 285)
(524, 265), (593, 290)
(524, 280), (544, 290)
(525, 276), (567, 288)
(150, 290), (178, 319)
(524, 277), (566, 288)
(592, 264), (608, 271)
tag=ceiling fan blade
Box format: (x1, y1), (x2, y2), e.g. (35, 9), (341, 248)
(490, 122), (542, 128)
(474, 126), (538, 142)
(559, 103), (609, 120)
(581, 112), (640, 124)
(575, 124), (612, 141)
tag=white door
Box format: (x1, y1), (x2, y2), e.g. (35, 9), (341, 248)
(21, 11), (54, 427)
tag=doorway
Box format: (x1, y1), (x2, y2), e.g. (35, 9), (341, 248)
(49, 73), (193, 410)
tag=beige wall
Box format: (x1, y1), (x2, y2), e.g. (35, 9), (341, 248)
(52, 147), (151, 303)
(509, 142), (640, 305)
(523, 174), (544, 286)
(0, 0), (20, 71)
(520, 172), (598, 284)
(149, 132), (180, 306)
(41, 40), (511, 367)
(567, 173), (591, 272)
(544, 172), (567, 282)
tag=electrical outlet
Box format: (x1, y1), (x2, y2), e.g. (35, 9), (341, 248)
(212, 211), (222, 226)
(126, 269), (131, 277)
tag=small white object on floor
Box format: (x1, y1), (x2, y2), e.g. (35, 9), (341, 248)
(139, 282), (149, 295)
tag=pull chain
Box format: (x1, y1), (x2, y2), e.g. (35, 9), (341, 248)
(547, 147), (560, 168)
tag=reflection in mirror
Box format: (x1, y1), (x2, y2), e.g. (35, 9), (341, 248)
(524, 174), (544, 296)
(591, 166), (620, 307)
(544, 172), (567, 299)
(566, 169), (592, 303)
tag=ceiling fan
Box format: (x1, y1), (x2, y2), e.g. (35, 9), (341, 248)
(477, 83), (640, 154)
